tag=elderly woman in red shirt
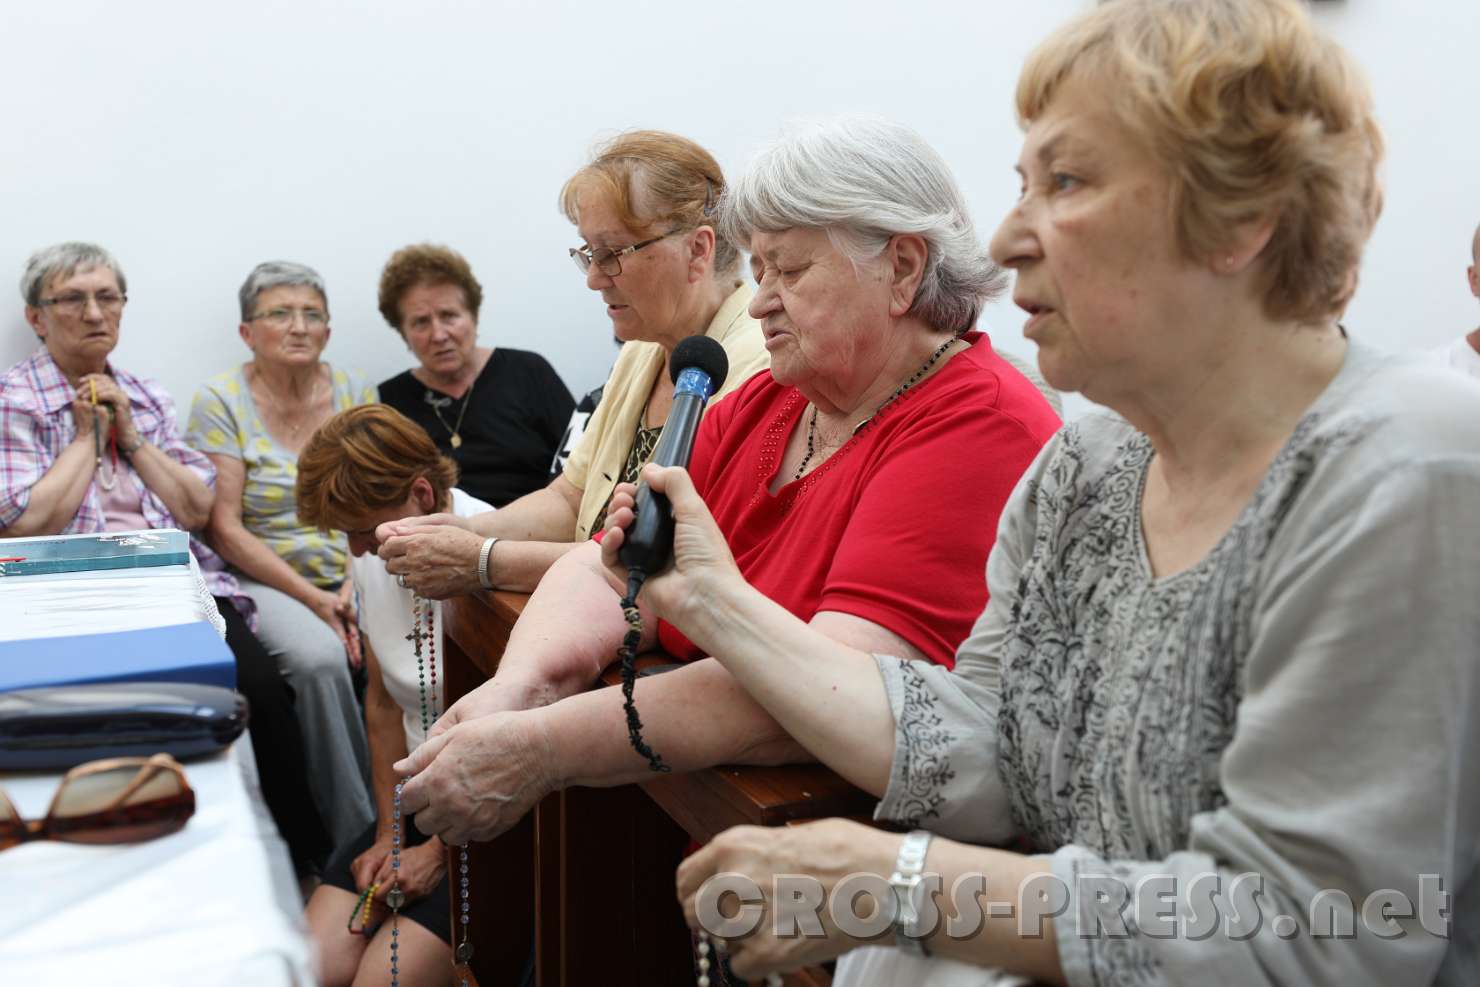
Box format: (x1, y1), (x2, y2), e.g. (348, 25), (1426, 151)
(393, 116), (1061, 844)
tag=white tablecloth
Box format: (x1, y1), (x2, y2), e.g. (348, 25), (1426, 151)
(0, 739), (314, 986)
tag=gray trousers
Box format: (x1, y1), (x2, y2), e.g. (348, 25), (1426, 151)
(236, 575), (374, 849)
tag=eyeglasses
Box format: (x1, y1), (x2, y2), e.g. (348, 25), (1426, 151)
(37, 291), (127, 318)
(248, 307), (329, 329)
(569, 231), (680, 277)
(0, 753), (195, 852)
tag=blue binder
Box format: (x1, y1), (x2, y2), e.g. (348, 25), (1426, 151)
(0, 622), (236, 693)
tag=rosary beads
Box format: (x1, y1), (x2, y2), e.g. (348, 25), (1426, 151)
(389, 595), (473, 987)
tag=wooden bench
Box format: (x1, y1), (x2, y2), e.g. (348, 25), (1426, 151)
(442, 590), (873, 986)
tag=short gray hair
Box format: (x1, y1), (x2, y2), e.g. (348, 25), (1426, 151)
(21, 242), (127, 307)
(239, 261), (328, 321)
(720, 116), (1007, 334)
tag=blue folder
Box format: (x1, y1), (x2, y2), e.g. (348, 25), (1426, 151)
(0, 622), (236, 693)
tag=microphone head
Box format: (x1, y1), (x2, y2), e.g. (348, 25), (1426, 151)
(670, 335), (729, 391)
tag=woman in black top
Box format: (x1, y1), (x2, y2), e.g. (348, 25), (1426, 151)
(376, 244), (575, 507)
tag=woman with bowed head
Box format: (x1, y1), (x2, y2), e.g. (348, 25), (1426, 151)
(295, 406), (495, 987)
(188, 260), (377, 848)
(0, 242), (329, 872)
(643, 2), (1480, 984)
(374, 130), (768, 598)
(392, 117), (1060, 865)
(375, 243), (575, 508)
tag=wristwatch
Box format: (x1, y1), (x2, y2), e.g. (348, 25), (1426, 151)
(477, 537), (499, 590)
(890, 829), (934, 956)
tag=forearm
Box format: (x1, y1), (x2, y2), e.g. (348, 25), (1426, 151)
(491, 541), (647, 704)
(487, 539), (580, 592)
(681, 576), (898, 796)
(543, 659), (809, 791)
(127, 443), (213, 530)
(209, 517), (320, 603)
(912, 838), (1064, 985)
(473, 482), (580, 542)
(1, 439), (96, 537)
(366, 695), (409, 835)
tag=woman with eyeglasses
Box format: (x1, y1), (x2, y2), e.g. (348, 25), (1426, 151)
(186, 260), (377, 850)
(375, 130), (769, 600)
(375, 243), (576, 509)
(0, 242), (331, 874)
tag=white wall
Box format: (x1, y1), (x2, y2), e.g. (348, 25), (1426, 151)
(3, 0), (1477, 424)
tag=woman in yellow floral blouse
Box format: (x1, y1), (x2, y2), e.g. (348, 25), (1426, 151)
(188, 260), (376, 847)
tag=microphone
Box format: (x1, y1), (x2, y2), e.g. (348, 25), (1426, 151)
(619, 335), (729, 595)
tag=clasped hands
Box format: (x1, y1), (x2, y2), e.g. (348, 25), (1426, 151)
(71, 373), (141, 450)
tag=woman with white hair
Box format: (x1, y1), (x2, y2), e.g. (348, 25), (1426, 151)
(392, 117), (1061, 855)
(187, 260), (377, 847)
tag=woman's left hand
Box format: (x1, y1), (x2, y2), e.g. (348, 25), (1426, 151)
(677, 819), (902, 979)
(76, 374), (139, 449)
(392, 708), (557, 846)
(600, 464), (742, 625)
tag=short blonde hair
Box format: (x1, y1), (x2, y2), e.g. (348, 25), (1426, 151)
(1018, 0), (1384, 323)
(559, 130), (740, 279)
(296, 405), (458, 532)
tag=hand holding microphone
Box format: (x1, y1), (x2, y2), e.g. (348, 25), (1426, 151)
(617, 334), (730, 599)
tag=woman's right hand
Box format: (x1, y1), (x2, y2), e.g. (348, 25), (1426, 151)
(350, 833), (396, 891)
(599, 464), (742, 625)
(377, 516), (484, 599)
(69, 393), (105, 440)
(306, 586), (362, 669)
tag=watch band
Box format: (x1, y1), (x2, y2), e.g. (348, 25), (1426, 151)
(477, 537), (499, 590)
(890, 829), (934, 956)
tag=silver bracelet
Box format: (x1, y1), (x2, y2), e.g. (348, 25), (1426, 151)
(477, 536), (499, 590)
(890, 830), (934, 956)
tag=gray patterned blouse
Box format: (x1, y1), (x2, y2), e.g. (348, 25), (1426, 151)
(871, 343), (1480, 985)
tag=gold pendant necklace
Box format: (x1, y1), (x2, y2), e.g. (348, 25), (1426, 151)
(425, 382), (476, 450)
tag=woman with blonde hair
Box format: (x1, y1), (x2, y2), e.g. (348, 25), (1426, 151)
(589, 1), (1477, 984)
(376, 130), (768, 604)
(297, 404), (491, 987)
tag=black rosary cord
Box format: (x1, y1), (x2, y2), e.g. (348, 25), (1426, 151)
(619, 569), (671, 773)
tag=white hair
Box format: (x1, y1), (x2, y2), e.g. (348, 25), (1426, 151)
(720, 115), (1006, 334)
(21, 242), (127, 306)
(239, 261), (328, 320)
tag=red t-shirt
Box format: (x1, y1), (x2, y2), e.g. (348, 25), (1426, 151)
(659, 331), (1061, 667)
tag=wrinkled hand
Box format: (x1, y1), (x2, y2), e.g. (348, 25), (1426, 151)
(378, 515), (484, 599)
(393, 708), (558, 845)
(371, 837), (446, 903)
(306, 587), (362, 670)
(76, 374), (139, 448)
(600, 465), (741, 624)
(425, 674), (539, 740)
(677, 819), (900, 979)
(69, 393), (103, 441)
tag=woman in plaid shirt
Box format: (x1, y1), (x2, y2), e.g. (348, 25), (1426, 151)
(0, 241), (330, 873)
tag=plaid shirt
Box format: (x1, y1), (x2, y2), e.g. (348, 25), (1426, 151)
(0, 347), (252, 618)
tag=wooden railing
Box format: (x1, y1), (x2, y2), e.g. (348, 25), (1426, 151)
(441, 590), (873, 987)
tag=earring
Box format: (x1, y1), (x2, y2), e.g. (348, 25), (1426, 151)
(1225, 255), (1236, 270)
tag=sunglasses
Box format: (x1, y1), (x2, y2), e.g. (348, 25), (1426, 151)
(0, 752), (195, 851)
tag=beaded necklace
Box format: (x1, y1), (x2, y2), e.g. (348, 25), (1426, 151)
(390, 595), (474, 986)
(792, 334), (961, 481)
